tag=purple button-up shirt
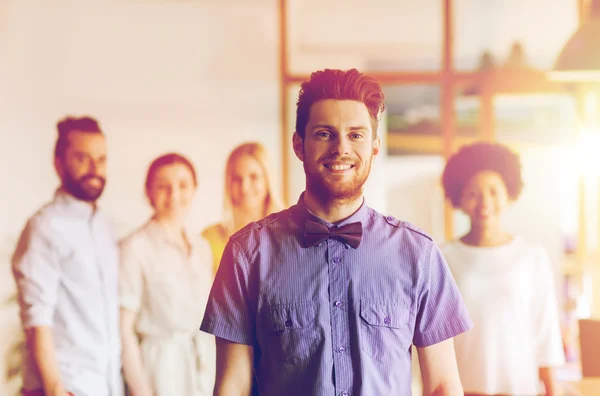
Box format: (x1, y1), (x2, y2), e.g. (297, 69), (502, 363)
(201, 195), (472, 396)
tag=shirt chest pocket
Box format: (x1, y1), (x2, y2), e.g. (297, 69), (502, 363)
(359, 300), (412, 363)
(260, 302), (322, 365)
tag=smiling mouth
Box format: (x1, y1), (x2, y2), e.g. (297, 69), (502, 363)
(83, 178), (103, 187)
(324, 163), (354, 171)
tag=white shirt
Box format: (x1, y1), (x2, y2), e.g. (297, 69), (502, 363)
(11, 189), (123, 396)
(441, 236), (565, 395)
(119, 220), (215, 395)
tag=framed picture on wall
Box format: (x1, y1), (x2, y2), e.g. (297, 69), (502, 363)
(385, 84), (482, 155)
(385, 84), (442, 155)
(494, 93), (578, 146)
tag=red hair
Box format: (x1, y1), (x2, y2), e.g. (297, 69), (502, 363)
(295, 69), (385, 139)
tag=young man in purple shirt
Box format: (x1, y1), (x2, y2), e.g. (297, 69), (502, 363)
(201, 69), (472, 395)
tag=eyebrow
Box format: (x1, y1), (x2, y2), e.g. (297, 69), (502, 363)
(311, 124), (369, 132)
(72, 151), (106, 159)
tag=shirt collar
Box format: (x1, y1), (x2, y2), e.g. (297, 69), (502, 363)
(292, 192), (370, 227)
(53, 188), (97, 219)
(144, 218), (194, 255)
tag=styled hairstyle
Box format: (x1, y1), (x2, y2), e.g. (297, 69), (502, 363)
(222, 142), (284, 235)
(295, 68), (385, 139)
(442, 142), (524, 207)
(144, 153), (198, 197)
(54, 116), (102, 158)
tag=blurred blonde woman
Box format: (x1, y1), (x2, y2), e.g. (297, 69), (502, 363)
(202, 142), (284, 273)
(120, 153), (215, 396)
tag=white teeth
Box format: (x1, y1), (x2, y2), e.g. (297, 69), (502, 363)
(330, 164), (352, 171)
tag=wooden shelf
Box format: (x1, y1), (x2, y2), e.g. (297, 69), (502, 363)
(387, 133), (478, 155)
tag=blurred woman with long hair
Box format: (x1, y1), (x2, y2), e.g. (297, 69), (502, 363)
(120, 153), (214, 396)
(202, 142), (284, 273)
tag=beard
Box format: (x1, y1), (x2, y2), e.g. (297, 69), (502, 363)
(304, 155), (373, 205)
(63, 170), (106, 202)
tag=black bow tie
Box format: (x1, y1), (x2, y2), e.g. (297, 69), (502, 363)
(304, 220), (363, 248)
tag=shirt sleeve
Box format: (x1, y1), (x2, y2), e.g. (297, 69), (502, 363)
(200, 238), (255, 346)
(413, 241), (473, 347)
(533, 247), (566, 367)
(119, 238), (143, 313)
(11, 216), (61, 328)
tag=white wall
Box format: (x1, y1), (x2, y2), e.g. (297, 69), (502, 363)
(0, 1), (281, 393)
(385, 155), (446, 241)
(0, 0), (282, 237)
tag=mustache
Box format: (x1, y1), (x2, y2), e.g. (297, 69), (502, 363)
(319, 155), (354, 162)
(79, 174), (106, 184)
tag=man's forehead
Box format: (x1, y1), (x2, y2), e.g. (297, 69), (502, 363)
(65, 130), (105, 152)
(309, 98), (369, 111)
(307, 99), (372, 125)
(68, 129), (104, 138)
(66, 130), (104, 144)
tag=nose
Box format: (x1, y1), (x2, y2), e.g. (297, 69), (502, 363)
(87, 159), (97, 174)
(478, 193), (493, 209)
(330, 135), (351, 156)
(241, 178), (252, 194)
(87, 158), (107, 178)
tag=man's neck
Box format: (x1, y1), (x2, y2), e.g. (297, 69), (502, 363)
(60, 187), (97, 212)
(153, 215), (187, 242)
(303, 189), (364, 224)
(461, 223), (512, 247)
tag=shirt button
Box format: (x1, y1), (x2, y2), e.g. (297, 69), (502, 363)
(332, 256), (341, 264)
(342, 392), (349, 396)
(386, 216), (394, 221)
(285, 319), (293, 327)
(384, 316), (391, 325)
(334, 300), (343, 308)
(338, 346), (346, 353)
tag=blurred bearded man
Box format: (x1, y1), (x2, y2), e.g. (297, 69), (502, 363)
(11, 116), (123, 396)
